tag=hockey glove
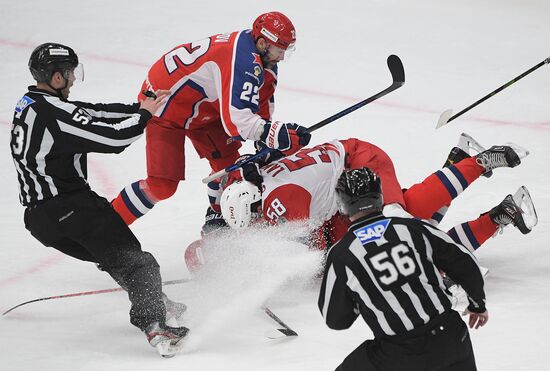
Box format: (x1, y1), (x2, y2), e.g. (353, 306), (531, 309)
(201, 206), (228, 236)
(254, 141), (285, 163)
(259, 121), (311, 156)
(222, 154), (264, 189)
(240, 157), (264, 188)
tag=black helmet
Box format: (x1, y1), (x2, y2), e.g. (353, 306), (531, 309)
(335, 167), (384, 216)
(28, 43), (79, 82)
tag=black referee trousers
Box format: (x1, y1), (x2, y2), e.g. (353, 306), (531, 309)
(336, 310), (476, 371)
(24, 189), (165, 330)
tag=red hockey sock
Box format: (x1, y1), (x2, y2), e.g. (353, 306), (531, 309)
(112, 193), (139, 225)
(447, 213), (499, 251)
(112, 177), (178, 225)
(404, 157), (485, 219)
(465, 213), (499, 247)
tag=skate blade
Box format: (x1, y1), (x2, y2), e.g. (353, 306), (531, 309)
(458, 132), (486, 155)
(457, 133), (493, 178)
(505, 143), (530, 160)
(512, 186), (538, 232)
(436, 109), (453, 129)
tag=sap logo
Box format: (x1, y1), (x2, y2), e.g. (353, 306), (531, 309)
(353, 219), (391, 244)
(15, 96), (35, 114)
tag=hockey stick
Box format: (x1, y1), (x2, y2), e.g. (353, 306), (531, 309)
(202, 54), (405, 184)
(262, 306), (298, 338)
(2, 278), (190, 316)
(436, 57), (550, 129)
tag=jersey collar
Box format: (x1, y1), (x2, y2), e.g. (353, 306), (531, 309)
(28, 85), (62, 98)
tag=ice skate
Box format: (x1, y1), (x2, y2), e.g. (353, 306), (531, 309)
(144, 321), (190, 358)
(489, 186), (538, 234)
(444, 133), (494, 178)
(476, 143), (529, 174)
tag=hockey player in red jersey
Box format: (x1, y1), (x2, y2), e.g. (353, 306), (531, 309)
(218, 134), (537, 252)
(111, 12), (310, 225)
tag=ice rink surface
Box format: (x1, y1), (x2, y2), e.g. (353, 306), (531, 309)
(1, 1), (549, 370)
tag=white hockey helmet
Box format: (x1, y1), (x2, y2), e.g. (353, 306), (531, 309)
(220, 180), (262, 229)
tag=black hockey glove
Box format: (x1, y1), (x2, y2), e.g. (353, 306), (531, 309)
(201, 206), (228, 236)
(242, 162), (263, 188)
(233, 154), (264, 188)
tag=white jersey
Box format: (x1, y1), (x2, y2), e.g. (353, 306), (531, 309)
(260, 140), (346, 227)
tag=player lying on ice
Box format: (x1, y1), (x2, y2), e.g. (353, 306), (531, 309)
(184, 133), (538, 271)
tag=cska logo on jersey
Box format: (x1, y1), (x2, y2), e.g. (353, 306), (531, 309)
(254, 66), (262, 77)
(353, 219), (391, 245)
(252, 53), (263, 67)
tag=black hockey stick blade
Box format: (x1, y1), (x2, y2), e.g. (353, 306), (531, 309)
(277, 328), (298, 336)
(307, 54), (404, 132)
(2, 278), (190, 316)
(266, 327), (298, 339)
(202, 54), (405, 184)
(262, 306), (298, 338)
(436, 56), (550, 129)
(388, 54), (405, 86)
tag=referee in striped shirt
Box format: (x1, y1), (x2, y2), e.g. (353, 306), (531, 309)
(9, 43), (190, 348)
(318, 167), (488, 371)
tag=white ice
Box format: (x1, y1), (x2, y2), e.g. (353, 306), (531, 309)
(1, 1), (549, 370)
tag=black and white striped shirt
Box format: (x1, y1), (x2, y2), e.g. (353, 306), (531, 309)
(10, 86), (151, 206)
(318, 208), (485, 338)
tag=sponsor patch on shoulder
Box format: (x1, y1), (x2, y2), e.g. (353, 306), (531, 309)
(353, 219), (391, 244)
(15, 95), (35, 114)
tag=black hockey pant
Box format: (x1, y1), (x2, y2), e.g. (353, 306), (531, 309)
(336, 310), (477, 371)
(24, 189), (165, 331)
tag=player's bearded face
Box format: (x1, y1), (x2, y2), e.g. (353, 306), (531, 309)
(261, 44), (292, 68)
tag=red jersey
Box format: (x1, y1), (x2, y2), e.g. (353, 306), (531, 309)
(141, 30), (277, 139)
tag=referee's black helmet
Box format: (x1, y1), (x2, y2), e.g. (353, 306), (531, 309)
(335, 167), (384, 216)
(28, 43), (79, 82)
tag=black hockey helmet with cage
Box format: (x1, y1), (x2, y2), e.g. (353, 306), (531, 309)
(335, 167), (384, 216)
(28, 43), (79, 82)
